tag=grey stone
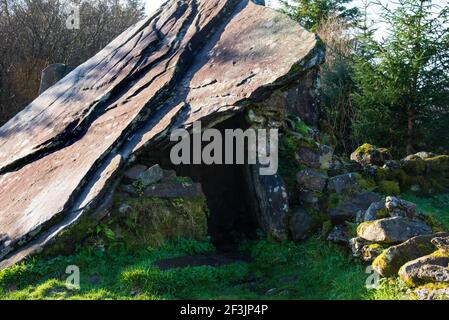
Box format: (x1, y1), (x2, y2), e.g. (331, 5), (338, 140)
(296, 168), (327, 192)
(327, 225), (349, 244)
(329, 192), (381, 224)
(399, 252), (449, 286)
(358, 217), (432, 244)
(124, 164), (148, 180)
(289, 207), (313, 242)
(385, 196), (416, 218)
(144, 182), (203, 199)
(357, 201), (385, 224)
(417, 264), (449, 283)
(140, 164), (164, 186)
(327, 172), (359, 195)
(372, 233), (449, 277)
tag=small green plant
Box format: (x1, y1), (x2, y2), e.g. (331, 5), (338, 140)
(132, 180), (146, 196)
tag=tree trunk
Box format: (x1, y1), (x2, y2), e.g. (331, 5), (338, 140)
(406, 109), (415, 155)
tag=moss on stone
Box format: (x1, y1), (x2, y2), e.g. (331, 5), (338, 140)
(426, 155), (449, 175)
(355, 143), (375, 154)
(378, 180), (401, 195)
(402, 157), (427, 175)
(113, 196), (208, 249)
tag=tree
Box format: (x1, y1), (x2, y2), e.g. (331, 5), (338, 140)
(0, 0), (145, 125)
(280, 0), (360, 31)
(353, 0), (449, 155)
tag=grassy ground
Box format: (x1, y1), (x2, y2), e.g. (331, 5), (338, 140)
(1, 193), (448, 300)
(0, 236), (370, 300)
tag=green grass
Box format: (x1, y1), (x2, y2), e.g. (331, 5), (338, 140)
(0, 236), (370, 300)
(2, 193), (448, 300)
(401, 193), (449, 230)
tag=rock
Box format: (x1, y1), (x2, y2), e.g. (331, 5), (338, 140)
(38, 63), (74, 95)
(415, 286), (449, 300)
(329, 192), (381, 224)
(140, 165), (164, 186)
(349, 237), (370, 258)
(318, 145), (334, 170)
(0, 0), (325, 269)
(144, 182), (203, 198)
(250, 169), (290, 241)
(401, 156), (427, 175)
(417, 265), (449, 284)
(124, 164), (148, 180)
(362, 244), (384, 262)
(327, 173), (359, 195)
(295, 143), (333, 170)
(382, 160), (401, 170)
(385, 196), (416, 218)
(373, 233), (449, 277)
(399, 250), (449, 286)
(289, 208), (313, 241)
(432, 236), (449, 252)
(118, 203), (132, 215)
(357, 217), (432, 244)
(357, 201), (386, 224)
(124, 164), (163, 186)
(404, 152), (436, 161)
(327, 225), (349, 244)
(299, 190), (320, 206)
(350, 144), (392, 166)
(296, 169), (327, 193)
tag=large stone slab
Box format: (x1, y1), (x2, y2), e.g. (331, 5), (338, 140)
(0, 0), (324, 268)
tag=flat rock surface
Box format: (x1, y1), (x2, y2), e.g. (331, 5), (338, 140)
(0, 0), (324, 268)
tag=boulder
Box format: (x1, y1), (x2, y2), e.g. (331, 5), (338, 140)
(327, 225), (349, 244)
(373, 233), (449, 277)
(124, 164), (148, 180)
(289, 207), (313, 241)
(295, 144), (333, 170)
(357, 217), (432, 244)
(357, 201), (386, 224)
(140, 165), (164, 186)
(350, 144), (392, 166)
(399, 250), (449, 286)
(124, 164), (163, 186)
(327, 173), (359, 195)
(0, 0), (325, 269)
(385, 196), (416, 218)
(329, 192), (381, 224)
(296, 168), (327, 193)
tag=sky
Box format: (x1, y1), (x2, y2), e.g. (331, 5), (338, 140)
(144, 0), (448, 38)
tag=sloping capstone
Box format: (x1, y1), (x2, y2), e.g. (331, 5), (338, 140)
(0, 0), (324, 269)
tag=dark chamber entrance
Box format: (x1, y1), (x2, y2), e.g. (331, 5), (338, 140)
(176, 114), (258, 250)
(149, 114), (259, 250)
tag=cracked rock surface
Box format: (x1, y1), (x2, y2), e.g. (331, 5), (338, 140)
(0, 0), (324, 268)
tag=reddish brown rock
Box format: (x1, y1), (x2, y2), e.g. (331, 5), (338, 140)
(0, 0), (324, 268)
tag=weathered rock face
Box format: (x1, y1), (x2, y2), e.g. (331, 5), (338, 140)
(0, 0), (324, 268)
(399, 251), (449, 286)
